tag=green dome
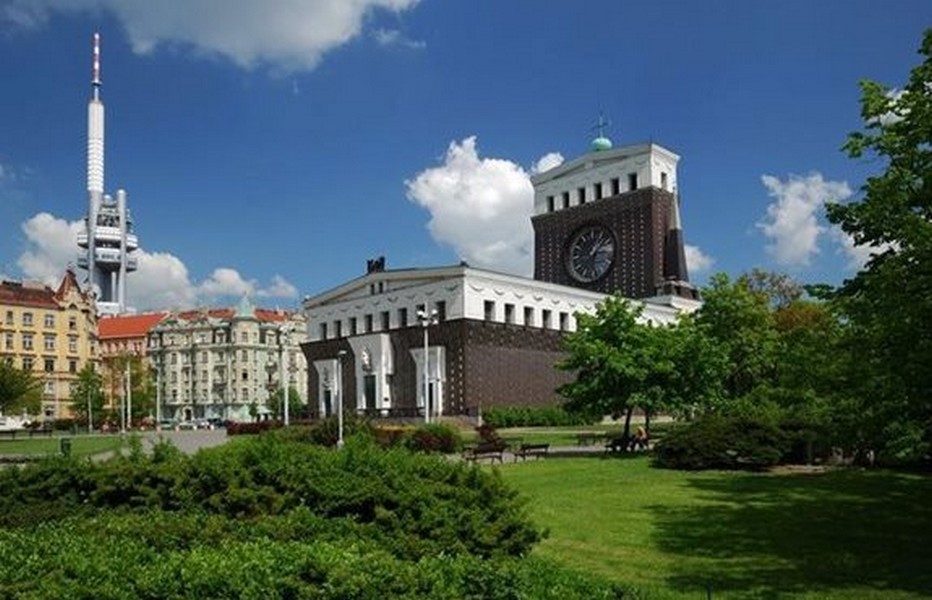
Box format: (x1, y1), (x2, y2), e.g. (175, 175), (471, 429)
(591, 136), (613, 151)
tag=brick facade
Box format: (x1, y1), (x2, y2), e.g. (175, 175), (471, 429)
(532, 186), (676, 298)
(301, 319), (572, 418)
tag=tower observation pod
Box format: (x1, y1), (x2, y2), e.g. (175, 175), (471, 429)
(76, 32), (139, 315)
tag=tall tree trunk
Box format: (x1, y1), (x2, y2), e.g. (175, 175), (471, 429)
(623, 406), (633, 440)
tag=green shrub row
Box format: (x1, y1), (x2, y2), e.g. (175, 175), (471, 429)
(482, 406), (599, 428)
(0, 510), (627, 599)
(654, 412), (839, 470)
(0, 435), (538, 560)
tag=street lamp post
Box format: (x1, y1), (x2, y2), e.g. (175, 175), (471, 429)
(417, 308), (438, 424)
(337, 349), (346, 448)
(279, 325), (292, 427)
(265, 357), (277, 421)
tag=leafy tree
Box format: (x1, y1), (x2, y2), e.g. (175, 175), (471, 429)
(266, 386), (304, 421)
(558, 295), (722, 437)
(693, 273), (781, 400)
(825, 29), (932, 461)
(0, 360), (40, 415)
(71, 364), (105, 428)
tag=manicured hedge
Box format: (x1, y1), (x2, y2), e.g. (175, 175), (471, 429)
(482, 406), (599, 428)
(654, 414), (788, 471)
(0, 435), (539, 559)
(0, 511), (628, 599)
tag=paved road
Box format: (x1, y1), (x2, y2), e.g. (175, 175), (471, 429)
(141, 429), (230, 455)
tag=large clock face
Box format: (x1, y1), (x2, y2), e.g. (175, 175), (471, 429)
(566, 225), (615, 283)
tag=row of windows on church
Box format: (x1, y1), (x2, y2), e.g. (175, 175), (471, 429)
(484, 301), (573, 331)
(318, 301), (447, 341)
(545, 172), (669, 213)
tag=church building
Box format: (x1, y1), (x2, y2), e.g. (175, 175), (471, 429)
(301, 132), (700, 419)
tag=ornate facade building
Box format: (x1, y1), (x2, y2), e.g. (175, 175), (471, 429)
(0, 269), (97, 419)
(146, 297), (308, 422)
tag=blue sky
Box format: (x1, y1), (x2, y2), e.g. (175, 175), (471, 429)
(0, 1), (928, 311)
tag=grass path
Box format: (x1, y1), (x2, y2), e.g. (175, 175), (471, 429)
(500, 456), (932, 599)
(0, 435), (124, 457)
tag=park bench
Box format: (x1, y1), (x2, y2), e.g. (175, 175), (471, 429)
(462, 439), (508, 464)
(0, 428), (53, 440)
(576, 432), (603, 446)
(514, 442), (549, 462)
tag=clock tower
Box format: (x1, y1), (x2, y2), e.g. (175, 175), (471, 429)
(531, 133), (699, 301)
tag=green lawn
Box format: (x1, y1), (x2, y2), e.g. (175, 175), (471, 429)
(0, 435), (124, 457)
(500, 456), (932, 599)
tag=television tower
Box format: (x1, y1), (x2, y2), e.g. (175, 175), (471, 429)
(76, 32), (139, 315)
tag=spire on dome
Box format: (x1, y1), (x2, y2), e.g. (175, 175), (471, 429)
(590, 112), (613, 151)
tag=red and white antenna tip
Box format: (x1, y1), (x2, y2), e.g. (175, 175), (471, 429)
(92, 32), (101, 86)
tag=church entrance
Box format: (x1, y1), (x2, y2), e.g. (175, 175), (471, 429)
(363, 374), (377, 410)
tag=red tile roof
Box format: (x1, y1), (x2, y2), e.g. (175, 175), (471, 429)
(0, 280), (59, 309)
(98, 312), (168, 339)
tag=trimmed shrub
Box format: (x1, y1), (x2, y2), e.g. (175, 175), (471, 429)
(374, 425), (413, 448)
(403, 422), (462, 454)
(226, 421), (281, 436)
(654, 414), (788, 471)
(0, 511), (627, 599)
(482, 406), (599, 428)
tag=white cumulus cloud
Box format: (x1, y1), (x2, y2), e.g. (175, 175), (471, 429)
(2, 0), (421, 73)
(684, 244), (714, 273)
(757, 173), (852, 267)
(406, 136), (541, 276)
(373, 28), (425, 49)
(14, 212), (297, 310)
(829, 226), (893, 271)
(531, 152), (564, 174)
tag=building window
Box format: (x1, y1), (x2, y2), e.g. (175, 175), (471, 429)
(241, 349), (248, 361)
(611, 177), (620, 196)
(319, 322), (328, 340)
(22, 312), (33, 327)
(661, 172), (668, 190)
(4, 311), (12, 325)
(594, 182), (603, 200)
(524, 306), (534, 326)
(504, 303), (515, 324)
(542, 309), (552, 329)
(44, 358), (55, 372)
(380, 311), (390, 331)
(561, 192), (570, 209)
(577, 187), (586, 204)
(364, 314), (373, 333)
(44, 314), (55, 328)
(435, 301), (446, 322)
(22, 357), (33, 371)
(68, 335), (78, 353)
(44, 334), (55, 351)
(349, 317), (357, 336)
(68, 317), (77, 331)
(69, 359), (78, 374)
(22, 333), (33, 350)
(44, 380), (54, 394)
(398, 308), (408, 327)
(559, 312), (570, 331)
(547, 195), (555, 212)
(241, 388), (249, 402)
(4, 332), (12, 350)
(335, 320), (343, 338)
(484, 300), (495, 321)
(628, 173), (638, 191)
